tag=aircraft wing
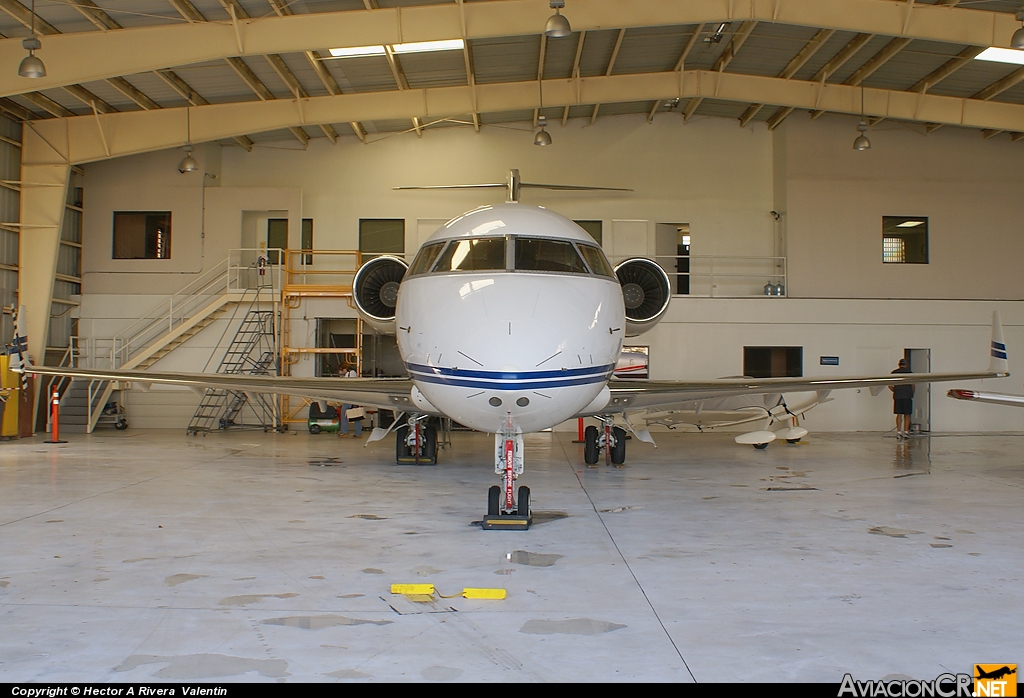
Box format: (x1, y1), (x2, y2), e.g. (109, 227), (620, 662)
(608, 369), (1006, 412)
(607, 311), (1009, 414)
(947, 389), (1024, 408)
(21, 365), (415, 412)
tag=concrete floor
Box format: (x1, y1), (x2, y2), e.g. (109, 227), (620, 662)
(0, 428), (1021, 683)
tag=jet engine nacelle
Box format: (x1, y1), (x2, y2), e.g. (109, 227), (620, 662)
(614, 258), (672, 337)
(353, 255), (408, 334)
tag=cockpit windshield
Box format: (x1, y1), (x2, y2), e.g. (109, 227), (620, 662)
(515, 238), (588, 274)
(406, 241), (447, 276)
(577, 244), (617, 278)
(433, 237), (506, 272)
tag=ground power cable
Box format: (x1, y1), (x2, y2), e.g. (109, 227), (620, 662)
(556, 433), (697, 682)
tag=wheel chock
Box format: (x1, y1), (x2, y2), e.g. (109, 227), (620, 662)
(390, 584), (506, 600)
(481, 514), (532, 530)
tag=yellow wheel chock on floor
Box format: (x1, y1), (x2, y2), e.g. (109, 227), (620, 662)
(390, 583), (506, 600)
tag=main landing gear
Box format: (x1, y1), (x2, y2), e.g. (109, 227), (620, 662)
(482, 415), (531, 530)
(584, 417), (626, 467)
(395, 415), (437, 465)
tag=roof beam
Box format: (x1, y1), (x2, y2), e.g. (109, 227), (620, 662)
(909, 46), (984, 94)
(563, 30), (586, 126)
(28, 68), (1024, 166)
(767, 32), (873, 129)
(590, 28), (625, 125)
(809, 36), (911, 119)
(739, 27), (835, 127)
(684, 20), (757, 122)
(2, 0), (1021, 101)
(972, 66), (1024, 101)
(649, 22), (704, 123)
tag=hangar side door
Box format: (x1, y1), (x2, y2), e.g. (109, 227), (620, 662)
(905, 348), (931, 433)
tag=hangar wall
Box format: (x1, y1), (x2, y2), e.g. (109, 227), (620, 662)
(778, 112), (1024, 300)
(74, 113), (1022, 432)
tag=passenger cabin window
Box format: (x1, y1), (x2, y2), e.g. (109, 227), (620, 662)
(434, 237), (506, 272)
(407, 241), (447, 276)
(578, 244), (616, 278)
(515, 238), (587, 274)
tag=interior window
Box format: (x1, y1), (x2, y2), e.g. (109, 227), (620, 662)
(515, 238), (588, 274)
(433, 238), (506, 272)
(407, 241), (447, 275)
(578, 244), (616, 278)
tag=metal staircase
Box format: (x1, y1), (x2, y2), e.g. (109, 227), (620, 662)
(186, 307), (282, 435)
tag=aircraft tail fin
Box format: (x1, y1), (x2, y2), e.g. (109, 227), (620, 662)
(6, 304), (28, 373)
(989, 310), (1009, 375)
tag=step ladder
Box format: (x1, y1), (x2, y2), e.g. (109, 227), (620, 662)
(187, 308), (281, 435)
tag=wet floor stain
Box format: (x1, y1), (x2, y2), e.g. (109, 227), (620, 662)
(600, 506), (634, 513)
(234, 576), (256, 581)
(520, 618), (626, 636)
(956, 530), (976, 535)
(765, 486), (819, 492)
(0, 580), (8, 588)
(338, 593), (364, 599)
(422, 665), (463, 681)
(289, 520), (305, 523)
(930, 543), (953, 548)
(530, 511), (568, 525)
(165, 574), (207, 587)
(349, 514), (387, 520)
(218, 593), (299, 606)
(93, 577), (109, 583)
(309, 575), (325, 580)
(508, 551), (562, 567)
(122, 557), (158, 563)
(309, 458), (343, 467)
(326, 668), (371, 679)
(45, 520), (63, 523)
(362, 568), (384, 575)
(262, 615), (392, 629)
(868, 526), (923, 538)
(115, 654), (288, 679)
(413, 566), (443, 577)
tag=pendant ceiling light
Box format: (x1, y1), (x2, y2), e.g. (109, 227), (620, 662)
(534, 115), (552, 146)
(178, 109), (199, 173)
(18, 0), (45, 78)
(545, 1), (571, 38)
(853, 85), (871, 151)
(1013, 8), (1024, 50)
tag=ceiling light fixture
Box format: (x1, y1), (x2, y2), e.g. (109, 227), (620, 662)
(853, 85), (871, 151)
(545, 1), (571, 39)
(534, 115), (552, 146)
(18, 0), (45, 79)
(976, 46), (1024, 65)
(1013, 8), (1024, 50)
(178, 109), (198, 173)
(328, 39), (465, 58)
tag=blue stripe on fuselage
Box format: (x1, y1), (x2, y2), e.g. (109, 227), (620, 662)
(405, 362), (614, 381)
(410, 372), (610, 391)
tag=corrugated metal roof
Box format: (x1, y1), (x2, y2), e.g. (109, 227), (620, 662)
(399, 50), (468, 89)
(543, 31), (582, 79)
(324, 55), (401, 93)
(612, 25), (695, 75)
(930, 60), (1018, 98)
(828, 35), (894, 85)
(790, 30), (861, 82)
(726, 22), (821, 78)
(472, 35), (541, 84)
(577, 29), (620, 77)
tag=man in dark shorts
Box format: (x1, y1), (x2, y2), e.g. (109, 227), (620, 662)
(890, 358), (914, 439)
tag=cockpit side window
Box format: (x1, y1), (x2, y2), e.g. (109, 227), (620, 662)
(407, 241), (447, 276)
(514, 238), (588, 274)
(433, 237), (506, 272)
(578, 244), (617, 278)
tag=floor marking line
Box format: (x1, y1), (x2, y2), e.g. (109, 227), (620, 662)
(556, 433), (697, 683)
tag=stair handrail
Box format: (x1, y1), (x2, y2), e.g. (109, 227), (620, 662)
(107, 257), (231, 368)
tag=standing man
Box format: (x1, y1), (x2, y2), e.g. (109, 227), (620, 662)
(340, 364), (362, 438)
(890, 358), (914, 440)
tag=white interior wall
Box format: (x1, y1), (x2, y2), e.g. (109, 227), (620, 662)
(778, 111), (1024, 300)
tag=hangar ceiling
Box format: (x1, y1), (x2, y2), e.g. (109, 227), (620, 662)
(3, 0), (1024, 157)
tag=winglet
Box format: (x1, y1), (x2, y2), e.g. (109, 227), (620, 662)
(7, 304), (28, 372)
(989, 311), (1009, 375)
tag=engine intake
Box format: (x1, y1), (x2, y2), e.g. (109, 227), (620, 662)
(353, 255), (408, 333)
(614, 258), (671, 336)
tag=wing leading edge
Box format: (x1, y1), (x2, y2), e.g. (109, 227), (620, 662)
(20, 365), (415, 413)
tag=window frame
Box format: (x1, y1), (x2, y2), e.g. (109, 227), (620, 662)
(882, 216), (928, 265)
(111, 210), (172, 260)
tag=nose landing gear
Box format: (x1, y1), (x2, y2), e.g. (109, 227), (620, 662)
(395, 415), (437, 465)
(482, 415), (531, 530)
(583, 417), (626, 467)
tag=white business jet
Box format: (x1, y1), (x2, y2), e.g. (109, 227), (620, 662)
(13, 197), (1009, 527)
